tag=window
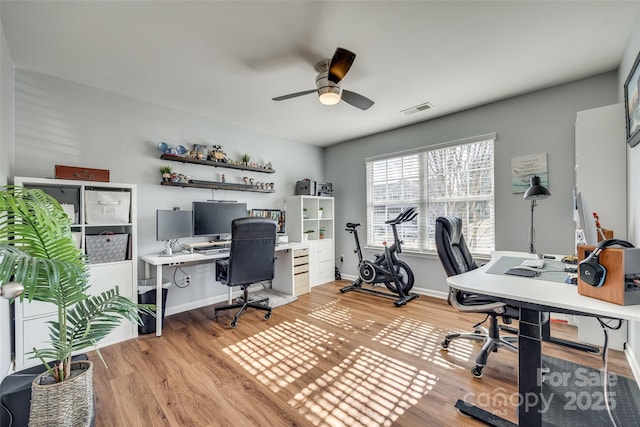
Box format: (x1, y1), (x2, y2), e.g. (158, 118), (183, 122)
(366, 134), (495, 255)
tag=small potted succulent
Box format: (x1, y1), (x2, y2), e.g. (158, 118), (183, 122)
(160, 166), (172, 182)
(303, 229), (314, 242)
(319, 226), (326, 239)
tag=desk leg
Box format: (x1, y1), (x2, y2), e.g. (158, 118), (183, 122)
(156, 265), (163, 337)
(518, 308), (543, 427)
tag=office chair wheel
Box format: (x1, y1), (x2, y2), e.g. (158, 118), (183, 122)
(471, 366), (484, 378)
(230, 320), (237, 329)
(264, 313), (271, 320)
(440, 339), (450, 350)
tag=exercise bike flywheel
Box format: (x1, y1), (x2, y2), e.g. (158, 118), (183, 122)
(358, 260), (377, 283)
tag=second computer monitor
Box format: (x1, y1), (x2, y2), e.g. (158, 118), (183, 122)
(192, 202), (247, 240)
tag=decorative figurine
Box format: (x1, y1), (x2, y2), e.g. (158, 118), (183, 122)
(221, 173), (226, 183)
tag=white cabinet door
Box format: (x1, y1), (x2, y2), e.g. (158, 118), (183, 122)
(20, 314), (57, 369)
(88, 262), (136, 344)
(89, 262), (134, 298)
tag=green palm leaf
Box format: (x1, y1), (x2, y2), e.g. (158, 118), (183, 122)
(1, 186), (154, 382)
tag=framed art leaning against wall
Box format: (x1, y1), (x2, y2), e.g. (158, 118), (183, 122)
(624, 50), (640, 148)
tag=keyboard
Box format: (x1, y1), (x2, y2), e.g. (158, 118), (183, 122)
(195, 247), (229, 255)
(521, 258), (544, 268)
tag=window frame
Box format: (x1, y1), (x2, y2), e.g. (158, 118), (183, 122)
(365, 133), (496, 256)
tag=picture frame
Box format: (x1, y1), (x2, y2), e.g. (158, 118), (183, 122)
(623, 50), (640, 148)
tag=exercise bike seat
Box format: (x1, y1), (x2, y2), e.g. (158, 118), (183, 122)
(346, 222), (360, 229)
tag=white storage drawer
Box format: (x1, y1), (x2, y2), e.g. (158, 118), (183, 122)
(294, 255), (309, 267)
(294, 272), (310, 296)
(294, 264), (309, 274)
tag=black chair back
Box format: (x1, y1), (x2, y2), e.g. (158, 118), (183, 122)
(226, 217), (277, 287)
(435, 216), (478, 277)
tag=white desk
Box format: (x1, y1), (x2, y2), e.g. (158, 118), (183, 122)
(447, 251), (640, 427)
(140, 242), (306, 336)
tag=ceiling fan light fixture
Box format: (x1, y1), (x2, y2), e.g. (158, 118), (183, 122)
(318, 85), (341, 105)
(319, 91), (341, 105)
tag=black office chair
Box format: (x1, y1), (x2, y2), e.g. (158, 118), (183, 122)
(435, 216), (519, 378)
(214, 217), (277, 328)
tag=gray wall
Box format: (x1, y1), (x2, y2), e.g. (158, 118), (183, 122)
(13, 70), (324, 314)
(0, 10), (14, 378)
(326, 72), (619, 296)
(619, 14), (640, 376)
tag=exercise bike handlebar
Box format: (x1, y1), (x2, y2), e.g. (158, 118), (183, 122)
(385, 206), (417, 225)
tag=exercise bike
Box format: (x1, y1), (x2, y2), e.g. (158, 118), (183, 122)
(340, 206), (419, 306)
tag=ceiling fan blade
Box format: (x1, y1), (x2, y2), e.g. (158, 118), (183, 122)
(272, 89), (317, 101)
(341, 90), (374, 110)
(328, 47), (356, 84)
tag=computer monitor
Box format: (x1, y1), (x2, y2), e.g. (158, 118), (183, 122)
(192, 202), (247, 240)
(576, 192), (598, 246)
(156, 210), (193, 241)
(156, 209), (193, 256)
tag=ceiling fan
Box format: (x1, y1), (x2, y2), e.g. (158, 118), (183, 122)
(272, 47), (374, 110)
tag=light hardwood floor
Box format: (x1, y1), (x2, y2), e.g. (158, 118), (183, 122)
(88, 281), (634, 426)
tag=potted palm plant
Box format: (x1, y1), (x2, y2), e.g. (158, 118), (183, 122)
(0, 186), (153, 426)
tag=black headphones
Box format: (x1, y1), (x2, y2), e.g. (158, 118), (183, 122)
(578, 239), (634, 287)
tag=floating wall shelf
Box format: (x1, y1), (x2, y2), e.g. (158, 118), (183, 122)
(160, 154), (275, 174)
(161, 181), (275, 193)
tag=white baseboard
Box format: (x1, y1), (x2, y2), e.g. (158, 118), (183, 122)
(624, 346), (640, 385)
(165, 296), (226, 316)
(411, 286), (448, 300)
(338, 274), (448, 300)
(164, 285), (262, 317)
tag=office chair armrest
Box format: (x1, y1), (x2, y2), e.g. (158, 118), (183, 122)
(448, 288), (507, 314)
(215, 259), (229, 283)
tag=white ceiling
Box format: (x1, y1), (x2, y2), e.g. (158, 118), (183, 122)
(2, 1), (639, 147)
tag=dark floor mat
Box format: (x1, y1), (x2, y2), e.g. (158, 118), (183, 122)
(540, 355), (640, 426)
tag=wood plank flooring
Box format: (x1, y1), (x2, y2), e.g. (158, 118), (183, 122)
(88, 281), (634, 426)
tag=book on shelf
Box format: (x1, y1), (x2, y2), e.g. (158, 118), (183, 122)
(248, 209), (285, 233)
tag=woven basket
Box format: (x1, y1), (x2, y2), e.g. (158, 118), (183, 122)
(29, 361), (94, 427)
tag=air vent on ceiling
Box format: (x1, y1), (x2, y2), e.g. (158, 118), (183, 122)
(401, 102), (434, 115)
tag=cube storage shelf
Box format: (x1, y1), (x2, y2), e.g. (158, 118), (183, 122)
(12, 176), (138, 370)
(286, 196), (335, 287)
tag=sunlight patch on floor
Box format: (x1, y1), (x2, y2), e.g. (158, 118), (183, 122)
(371, 315), (472, 369)
(309, 299), (375, 333)
(223, 319), (336, 392)
(289, 346), (437, 427)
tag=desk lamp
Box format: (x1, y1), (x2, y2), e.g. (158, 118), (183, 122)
(523, 175), (550, 254)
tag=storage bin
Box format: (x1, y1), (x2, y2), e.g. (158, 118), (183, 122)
(84, 190), (130, 224)
(138, 280), (170, 334)
(85, 233), (129, 264)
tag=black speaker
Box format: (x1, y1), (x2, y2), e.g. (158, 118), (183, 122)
(578, 239), (634, 287)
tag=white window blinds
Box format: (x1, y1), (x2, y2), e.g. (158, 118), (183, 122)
(365, 135), (495, 255)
